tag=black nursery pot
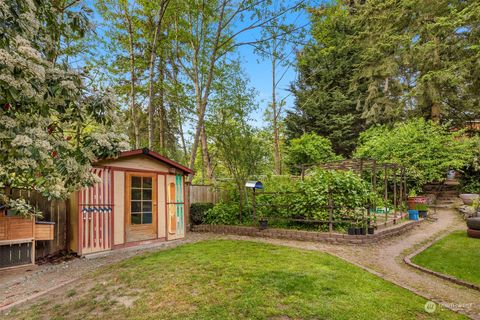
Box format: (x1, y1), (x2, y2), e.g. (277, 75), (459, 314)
(419, 211), (427, 219)
(259, 219), (268, 230)
(355, 227), (366, 235)
(359, 227), (367, 236)
(348, 227), (356, 235)
(368, 227), (375, 235)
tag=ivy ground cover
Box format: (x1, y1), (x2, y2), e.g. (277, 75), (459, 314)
(8, 240), (463, 320)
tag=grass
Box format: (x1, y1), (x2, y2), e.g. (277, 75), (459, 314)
(412, 230), (480, 286)
(6, 240), (464, 320)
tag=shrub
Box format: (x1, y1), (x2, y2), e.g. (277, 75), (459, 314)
(204, 202), (242, 225)
(190, 203), (214, 225)
(355, 118), (475, 191)
(286, 133), (341, 173)
(291, 168), (379, 221)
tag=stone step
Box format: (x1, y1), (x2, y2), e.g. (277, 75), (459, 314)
(429, 204), (455, 209)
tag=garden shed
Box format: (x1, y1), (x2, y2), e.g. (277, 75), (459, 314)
(68, 148), (193, 255)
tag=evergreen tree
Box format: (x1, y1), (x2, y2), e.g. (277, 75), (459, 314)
(286, 2), (367, 156)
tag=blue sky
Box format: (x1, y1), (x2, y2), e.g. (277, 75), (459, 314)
(235, 4), (314, 127)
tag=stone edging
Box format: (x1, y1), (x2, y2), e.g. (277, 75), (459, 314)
(191, 219), (423, 245)
(403, 231), (480, 292)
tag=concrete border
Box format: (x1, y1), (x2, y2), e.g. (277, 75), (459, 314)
(404, 231), (480, 292)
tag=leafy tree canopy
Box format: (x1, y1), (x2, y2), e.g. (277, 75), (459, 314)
(0, 0), (129, 215)
(286, 133), (341, 173)
(354, 118), (475, 190)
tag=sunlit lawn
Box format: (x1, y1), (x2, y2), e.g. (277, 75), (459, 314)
(7, 240), (463, 320)
(413, 230), (480, 287)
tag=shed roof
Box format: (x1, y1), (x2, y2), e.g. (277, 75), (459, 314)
(105, 148), (194, 174)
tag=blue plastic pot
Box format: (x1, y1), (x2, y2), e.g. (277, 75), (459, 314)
(408, 210), (419, 221)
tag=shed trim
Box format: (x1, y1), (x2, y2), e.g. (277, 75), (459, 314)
(96, 148), (194, 174)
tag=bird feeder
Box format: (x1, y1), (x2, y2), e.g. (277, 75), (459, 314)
(245, 181), (263, 222)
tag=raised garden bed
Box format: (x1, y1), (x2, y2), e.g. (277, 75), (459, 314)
(192, 218), (422, 245)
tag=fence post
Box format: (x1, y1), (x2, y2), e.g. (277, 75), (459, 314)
(328, 189), (333, 234)
(393, 165), (397, 224)
(252, 188), (257, 221)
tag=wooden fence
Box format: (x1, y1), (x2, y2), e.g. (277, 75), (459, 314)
(188, 184), (221, 204)
(10, 189), (67, 259)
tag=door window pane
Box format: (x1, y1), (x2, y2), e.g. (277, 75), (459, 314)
(142, 189), (152, 200)
(143, 201), (152, 212)
(131, 213), (141, 224)
(143, 177), (152, 188)
(130, 176), (154, 225)
(132, 176), (142, 188)
(143, 212), (152, 224)
(131, 189), (142, 200)
(131, 201), (142, 213)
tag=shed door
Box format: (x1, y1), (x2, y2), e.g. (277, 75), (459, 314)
(167, 174), (185, 239)
(79, 167), (113, 255)
(125, 172), (157, 242)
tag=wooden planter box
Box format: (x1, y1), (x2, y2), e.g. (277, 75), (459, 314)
(35, 222), (55, 240)
(0, 213), (34, 241)
(0, 210), (56, 269)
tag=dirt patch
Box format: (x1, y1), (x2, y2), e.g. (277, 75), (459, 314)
(0, 233), (212, 313)
(114, 295), (137, 308)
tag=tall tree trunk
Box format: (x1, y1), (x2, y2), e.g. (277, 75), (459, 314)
(158, 53), (166, 150)
(170, 56), (188, 160)
(200, 125), (215, 182)
(272, 54), (281, 175)
(187, 2), (227, 181)
(431, 103), (440, 123)
(125, 11), (140, 149)
(147, 0), (170, 149)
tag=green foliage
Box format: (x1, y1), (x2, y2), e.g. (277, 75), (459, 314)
(0, 0), (129, 215)
(189, 203), (214, 225)
(289, 0), (480, 150)
(460, 173), (480, 194)
(351, 0), (480, 125)
(203, 202), (244, 225)
(459, 137), (480, 193)
(286, 2), (368, 156)
(291, 168), (378, 221)
(286, 133), (341, 173)
(355, 118), (475, 190)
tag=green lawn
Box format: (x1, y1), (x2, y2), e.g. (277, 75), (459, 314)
(7, 240), (463, 320)
(413, 230), (480, 287)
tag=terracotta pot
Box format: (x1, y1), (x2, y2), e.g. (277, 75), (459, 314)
(407, 196), (427, 210)
(459, 194), (479, 205)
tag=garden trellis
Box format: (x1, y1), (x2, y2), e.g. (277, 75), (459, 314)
(251, 159), (408, 233)
(301, 158), (408, 223)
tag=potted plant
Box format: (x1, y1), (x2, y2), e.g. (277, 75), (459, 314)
(407, 189), (427, 210)
(367, 216), (376, 235)
(348, 223), (356, 235)
(359, 222), (367, 235)
(459, 194), (480, 205)
(259, 218), (268, 230)
(415, 203), (428, 218)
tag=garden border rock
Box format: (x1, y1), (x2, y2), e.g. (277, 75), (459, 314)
(404, 231), (480, 292)
(191, 219), (424, 245)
